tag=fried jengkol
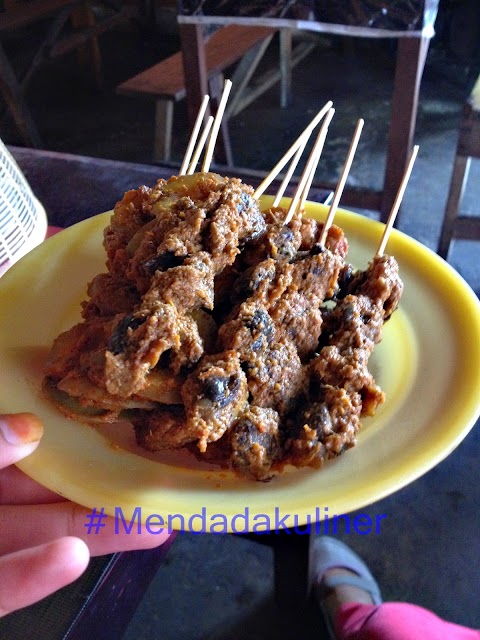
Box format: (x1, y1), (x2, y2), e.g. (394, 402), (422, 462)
(43, 172), (403, 481)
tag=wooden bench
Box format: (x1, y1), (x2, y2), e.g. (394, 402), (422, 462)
(116, 25), (282, 165)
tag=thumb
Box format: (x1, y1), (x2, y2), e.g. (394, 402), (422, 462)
(0, 413), (43, 468)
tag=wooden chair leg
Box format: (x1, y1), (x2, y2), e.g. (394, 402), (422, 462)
(153, 100), (173, 163)
(438, 155), (471, 259)
(381, 35), (430, 223)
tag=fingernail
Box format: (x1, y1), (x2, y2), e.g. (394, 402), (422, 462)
(0, 413), (44, 446)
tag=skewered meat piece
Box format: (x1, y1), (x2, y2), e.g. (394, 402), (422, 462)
(337, 254), (403, 319)
(229, 407), (281, 481)
(285, 386), (362, 468)
(82, 273), (141, 319)
(268, 248), (343, 358)
(181, 351), (248, 452)
(104, 304), (203, 395)
(243, 337), (305, 416)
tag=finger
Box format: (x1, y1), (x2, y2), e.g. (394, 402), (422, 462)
(0, 465), (64, 505)
(0, 502), (171, 556)
(0, 537), (89, 618)
(0, 414), (43, 468)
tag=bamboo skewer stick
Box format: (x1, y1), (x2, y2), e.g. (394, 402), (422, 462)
(202, 79), (233, 172)
(376, 144), (419, 257)
(179, 94), (210, 176)
(187, 116), (214, 174)
(318, 118), (364, 246)
(284, 107), (335, 224)
(272, 136), (309, 207)
(297, 133), (328, 214)
(253, 100), (333, 199)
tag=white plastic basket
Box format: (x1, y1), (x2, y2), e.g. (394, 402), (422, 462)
(0, 140), (47, 277)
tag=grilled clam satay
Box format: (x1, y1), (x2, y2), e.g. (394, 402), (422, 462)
(43, 93), (414, 481)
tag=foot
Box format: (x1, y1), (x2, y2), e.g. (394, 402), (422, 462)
(310, 537), (382, 639)
(322, 567), (377, 622)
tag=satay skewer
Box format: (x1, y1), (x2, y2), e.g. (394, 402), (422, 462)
(284, 107), (335, 224)
(202, 79), (233, 172)
(272, 136), (309, 207)
(253, 100), (334, 199)
(187, 116), (214, 174)
(179, 94), (210, 176)
(376, 144), (419, 257)
(318, 118), (364, 246)
(297, 130), (330, 214)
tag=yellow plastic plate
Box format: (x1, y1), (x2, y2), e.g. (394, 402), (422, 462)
(1, 198), (479, 533)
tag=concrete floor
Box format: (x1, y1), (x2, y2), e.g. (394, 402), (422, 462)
(1, 15), (479, 639)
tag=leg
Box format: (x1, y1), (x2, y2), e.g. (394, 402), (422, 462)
(179, 23), (209, 129)
(381, 36), (430, 223)
(153, 99), (174, 163)
(311, 537), (480, 640)
(335, 602), (480, 640)
(438, 155), (470, 259)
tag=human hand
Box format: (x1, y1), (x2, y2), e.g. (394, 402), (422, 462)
(0, 413), (170, 617)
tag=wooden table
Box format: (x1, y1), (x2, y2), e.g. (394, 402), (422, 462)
(177, 0), (439, 223)
(0, 147), (331, 638)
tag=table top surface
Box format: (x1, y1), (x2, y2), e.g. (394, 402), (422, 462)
(177, 0), (439, 37)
